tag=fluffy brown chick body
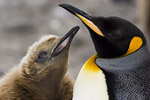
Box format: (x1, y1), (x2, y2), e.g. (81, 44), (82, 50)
(0, 26), (79, 100)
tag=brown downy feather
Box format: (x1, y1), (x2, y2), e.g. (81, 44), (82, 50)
(0, 35), (74, 100)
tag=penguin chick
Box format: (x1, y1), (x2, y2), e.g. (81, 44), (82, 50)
(0, 26), (80, 100)
(60, 4), (150, 100)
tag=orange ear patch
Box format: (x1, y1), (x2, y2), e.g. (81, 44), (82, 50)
(124, 36), (143, 56)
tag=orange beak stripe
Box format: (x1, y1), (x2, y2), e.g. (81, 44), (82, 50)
(76, 14), (104, 37)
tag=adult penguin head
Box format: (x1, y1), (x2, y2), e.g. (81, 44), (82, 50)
(59, 4), (146, 58)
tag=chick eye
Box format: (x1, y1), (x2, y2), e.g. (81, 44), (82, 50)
(36, 51), (48, 62)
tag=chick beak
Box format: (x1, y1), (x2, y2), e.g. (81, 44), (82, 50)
(51, 26), (80, 58)
(59, 4), (104, 37)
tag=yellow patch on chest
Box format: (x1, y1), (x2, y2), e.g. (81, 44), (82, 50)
(83, 54), (101, 72)
(73, 55), (109, 100)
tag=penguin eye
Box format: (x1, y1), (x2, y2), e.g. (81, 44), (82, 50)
(36, 51), (48, 62)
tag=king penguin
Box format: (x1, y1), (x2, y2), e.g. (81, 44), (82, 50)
(59, 4), (150, 100)
(0, 26), (79, 100)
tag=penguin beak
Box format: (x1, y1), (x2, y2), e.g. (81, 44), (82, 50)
(59, 4), (104, 37)
(51, 26), (80, 58)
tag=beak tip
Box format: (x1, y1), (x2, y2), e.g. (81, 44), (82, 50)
(58, 4), (65, 7)
(73, 25), (80, 30)
(59, 3), (77, 16)
(71, 26), (80, 36)
(59, 3), (67, 7)
(59, 4), (72, 8)
(59, 4), (72, 11)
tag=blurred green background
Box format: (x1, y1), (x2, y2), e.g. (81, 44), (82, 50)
(0, 0), (149, 80)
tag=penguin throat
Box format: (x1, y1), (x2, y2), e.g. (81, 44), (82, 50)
(73, 55), (109, 100)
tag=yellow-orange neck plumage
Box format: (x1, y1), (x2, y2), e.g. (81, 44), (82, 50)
(73, 54), (109, 100)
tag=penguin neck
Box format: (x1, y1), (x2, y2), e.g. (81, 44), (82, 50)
(96, 45), (150, 71)
(95, 45), (150, 99)
(73, 55), (109, 100)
